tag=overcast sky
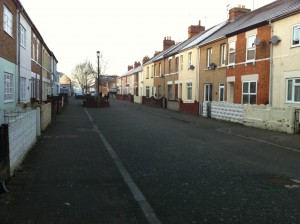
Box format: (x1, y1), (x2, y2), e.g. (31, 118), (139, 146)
(19, 0), (275, 77)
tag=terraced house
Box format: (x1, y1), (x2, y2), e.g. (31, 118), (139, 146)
(0, 0), (59, 111)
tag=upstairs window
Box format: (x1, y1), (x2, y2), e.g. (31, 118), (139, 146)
(169, 59), (172, 74)
(180, 55), (183, 71)
(246, 35), (256, 61)
(20, 25), (26, 48)
(228, 41), (235, 65)
(159, 63), (162, 76)
(3, 5), (13, 37)
(220, 44), (226, 66)
(207, 48), (212, 68)
(287, 78), (300, 103)
(146, 67), (149, 79)
(292, 24), (300, 46)
(188, 52), (192, 68)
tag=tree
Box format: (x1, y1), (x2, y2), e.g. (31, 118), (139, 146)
(72, 60), (95, 94)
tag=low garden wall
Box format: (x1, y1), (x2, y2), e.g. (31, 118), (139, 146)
(167, 100), (180, 112)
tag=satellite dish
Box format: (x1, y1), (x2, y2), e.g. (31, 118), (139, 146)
(254, 37), (261, 46)
(270, 35), (281, 44)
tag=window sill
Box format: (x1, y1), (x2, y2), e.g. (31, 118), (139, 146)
(4, 100), (14, 104)
(291, 45), (300, 49)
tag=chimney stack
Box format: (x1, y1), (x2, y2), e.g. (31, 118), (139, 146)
(154, 51), (161, 57)
(188, 20), (205, 38)
(229, 5), (250, 21)
(142, 56), (150, 64)
(163, 36), (175, 51)
(134, 61), (141, 68)
(128, 65), (133, 71)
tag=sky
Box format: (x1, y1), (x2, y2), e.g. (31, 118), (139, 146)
(19, 0), (275, 77)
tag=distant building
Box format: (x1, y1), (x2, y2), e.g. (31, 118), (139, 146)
(59, 73), (72, 96)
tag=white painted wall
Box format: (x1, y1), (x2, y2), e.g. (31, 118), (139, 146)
(20, 14), (32, 103)
(8, 109), (38, 176)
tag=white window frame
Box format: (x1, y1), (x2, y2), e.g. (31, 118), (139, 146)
(3, 5), (13, 37)
(20, 24), (26, 48)
(20, 77), (26, 101)
(246, 35), (256, 62)
(228, 41), (236, 65)
(180, 55), (183, 71)
(207, 48), (212, 68)
(151, 65), (154, 78)
(220, 44), (226, 66)
(188, 52), (192, 68)
(204, 84), (213, 102)
(159, 63), (162, 76)
(4, 73), (14, 103)
(219, 83), (225, 101)
(187, 82), (192, 100)
(286, 78), (300, 103)
(146, 67), (149, 79)
(146, 86), (150, 97)
(292, 24), (300, 47)
(242, 81), (257, 104)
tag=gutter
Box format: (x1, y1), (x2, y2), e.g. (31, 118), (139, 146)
(17, 7), (21, 104)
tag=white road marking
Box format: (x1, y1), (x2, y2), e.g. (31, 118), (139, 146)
(84, 108), (161, 224)
(217, 128), (300, 154)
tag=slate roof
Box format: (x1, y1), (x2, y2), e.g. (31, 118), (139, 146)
(227, 0), (300, 36)
(121, 65), (143, 77)
(199, 0), (300, 47)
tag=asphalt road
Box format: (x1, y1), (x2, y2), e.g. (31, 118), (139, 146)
(1, 97), (300, 224)
(88, 98), (300, 224)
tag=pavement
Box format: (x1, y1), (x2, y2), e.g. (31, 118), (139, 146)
(0, 97), (148, 224)
(0, 97), (299, 224)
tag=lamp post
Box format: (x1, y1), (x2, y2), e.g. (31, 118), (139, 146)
(97, 51), (100, 105)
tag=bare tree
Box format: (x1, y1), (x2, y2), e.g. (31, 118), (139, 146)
(72, 60), (95, 94)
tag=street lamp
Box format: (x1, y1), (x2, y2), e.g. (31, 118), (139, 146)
(96, 51), (100, 106)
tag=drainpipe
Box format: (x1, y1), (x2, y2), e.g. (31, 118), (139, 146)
(17, 7), (21, 104)
(269, 19), (273, 106)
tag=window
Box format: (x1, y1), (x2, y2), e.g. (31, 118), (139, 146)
(169, 59), (172, 74)
(151, 65), (154, 78)
(3, 5), (13, 37)
(242, 81), (257, 104)
(20, 77), (26, 101)
(175, 57), (179, 72)
(168, 85), (172, 99)
(180, 55), (183, 71)
(220, 44), (226, 66)
(158, 85), (162, 97)
(292, 25), (300, 46)
(175, 84), (178, 100)
(228, 41), (236, 65)
(146, 86), (150, 97)
(204, 84), (212, 102)
(154, 64), (157, 77)
(188, 52), (192, 68)
(146, 67), (149, 79)
(20, 25), (26, 48)
(32, 35), (36, 60)
(4, 73), (13, 102)
(159, 63), (162, 76)
(207, 48), (212, 68)
(246, 35), (256, 61)
(187, 82), (192, 100)
(219, 83), (225, 101)
(37, 40), (40, 62)
(287, 78), (300, 102)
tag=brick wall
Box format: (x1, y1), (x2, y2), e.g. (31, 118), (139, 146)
(0, 0), (17, 63)
(179, 101), (199, 116)
(227, 25), (271, 105)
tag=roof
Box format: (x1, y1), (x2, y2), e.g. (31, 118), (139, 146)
(181, 21), (228, 51)
(161, 33), (201, 58)
(121, 65), (143, 77)
(226, 0), (300, 36)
